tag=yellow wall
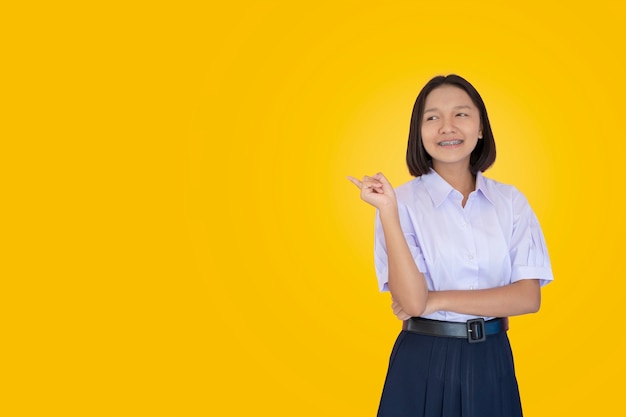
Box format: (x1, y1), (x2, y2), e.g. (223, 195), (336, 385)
(3, 1), (625, 415)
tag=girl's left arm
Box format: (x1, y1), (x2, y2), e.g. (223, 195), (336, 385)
(424, 279), (541, 317)
(427, 188), (550, 318)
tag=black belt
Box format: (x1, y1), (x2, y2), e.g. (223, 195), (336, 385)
(403, 317), (509, 343)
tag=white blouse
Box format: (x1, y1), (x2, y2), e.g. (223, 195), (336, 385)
(374, 169), (553, 323)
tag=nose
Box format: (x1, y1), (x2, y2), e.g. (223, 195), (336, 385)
(438, 117), (456, 134)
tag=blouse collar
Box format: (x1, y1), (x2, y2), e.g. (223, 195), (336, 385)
(420, 169), (495, 207)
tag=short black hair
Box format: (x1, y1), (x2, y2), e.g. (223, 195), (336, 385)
(406, 74), (496, 176)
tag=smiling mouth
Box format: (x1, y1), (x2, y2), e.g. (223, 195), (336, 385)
(438, 140), (463, 146)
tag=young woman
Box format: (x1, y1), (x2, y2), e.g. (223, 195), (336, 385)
(348, 74), (553, 417)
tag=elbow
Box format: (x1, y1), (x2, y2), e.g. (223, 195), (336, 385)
(525, 299), (540, 314)
(389, 288), (427, 317)
(528, 294), (541, 314)
(516, 279), (541, 315)
(388, 274), (429, 317)
(523, 289), (541, 314)
(404, 302), (426, 318)
(398, 294), (429, 317)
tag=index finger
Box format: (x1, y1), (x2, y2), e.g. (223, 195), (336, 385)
(346, 176), (362, 188)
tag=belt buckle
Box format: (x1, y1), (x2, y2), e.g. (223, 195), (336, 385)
(466, 318), (486, 343)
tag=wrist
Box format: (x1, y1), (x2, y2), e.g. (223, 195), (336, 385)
(377, 201), (398, 217)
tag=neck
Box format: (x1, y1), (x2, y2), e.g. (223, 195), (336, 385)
(432, 163), (476, 197)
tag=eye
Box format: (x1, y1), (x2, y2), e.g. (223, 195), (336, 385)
(456, 113), (468, 117)
(425, 115), (438, 121)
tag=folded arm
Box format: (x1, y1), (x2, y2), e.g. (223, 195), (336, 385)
(420, 278), (541, 318)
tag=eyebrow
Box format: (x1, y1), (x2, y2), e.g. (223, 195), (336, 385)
(424, 105), (474, 113)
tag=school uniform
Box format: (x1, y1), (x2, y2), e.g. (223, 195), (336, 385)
(374, 169), (553, 417)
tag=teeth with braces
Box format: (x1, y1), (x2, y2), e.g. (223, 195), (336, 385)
(439, 140), (462, 146)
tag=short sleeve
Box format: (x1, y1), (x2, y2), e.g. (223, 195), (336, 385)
(509, 191), (554, 286)
(373, 203), (428, 292)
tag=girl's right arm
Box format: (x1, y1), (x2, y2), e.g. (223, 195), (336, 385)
(348, 173), (428, 317)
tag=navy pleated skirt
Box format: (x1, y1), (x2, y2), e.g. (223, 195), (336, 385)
(377, 330), (523, 417)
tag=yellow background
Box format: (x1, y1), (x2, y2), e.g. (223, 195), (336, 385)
(3, 1), (625, 416)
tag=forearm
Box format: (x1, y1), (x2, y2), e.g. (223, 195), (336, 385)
(427, 279), (541, 317)
(379, 206), (428, 317)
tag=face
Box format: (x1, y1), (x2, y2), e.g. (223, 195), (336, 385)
(421, 85), (482, 172)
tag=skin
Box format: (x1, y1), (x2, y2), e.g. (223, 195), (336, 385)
(348, 85), (541, 320)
